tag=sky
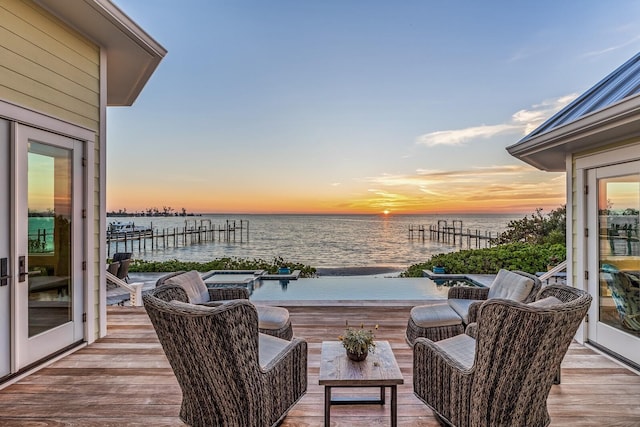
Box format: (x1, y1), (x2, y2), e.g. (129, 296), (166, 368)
(106, 0), (640, 215)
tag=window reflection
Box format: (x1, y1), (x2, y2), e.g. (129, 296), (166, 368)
(598, 174), (640, 336)
(27, 142), (72, 337)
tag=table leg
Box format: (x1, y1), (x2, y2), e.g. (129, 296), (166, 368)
(324, 386), (331, 427)
(391, 385), (397, 427)
(380, 386), (385, 404)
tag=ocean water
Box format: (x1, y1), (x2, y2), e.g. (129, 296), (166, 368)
(107, 214), (522, 269)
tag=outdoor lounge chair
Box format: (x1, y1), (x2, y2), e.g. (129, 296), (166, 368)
(413, 284), (592, 427)
(110, 252), (132, 282)
(155, 271), (294, 340)
(406, 270), (542, 346)
(143, 287), (307, 427)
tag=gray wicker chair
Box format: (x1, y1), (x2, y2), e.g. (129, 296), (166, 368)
(413, 284), (592, 427)
(143, 286), (308, 427)
(156, 271), (294, 340)
(406, 270), (542, 345)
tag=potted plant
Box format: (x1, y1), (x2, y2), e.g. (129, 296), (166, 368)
(339, 322), (377, 362)
(547, 255), (560, 271)
(433, 264), (446, 274)
(278, 265), (291, 275)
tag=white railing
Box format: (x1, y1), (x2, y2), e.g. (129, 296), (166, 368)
(106, 271), (144, 306)
(538, 260), (567, 284)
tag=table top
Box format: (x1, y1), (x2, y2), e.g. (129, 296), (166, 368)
(318, 340), (404, 387)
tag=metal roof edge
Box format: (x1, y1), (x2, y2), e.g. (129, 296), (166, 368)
(507, 92), (640, 157)
(507, 94), (640, 171)
(520, 52), (640, 142)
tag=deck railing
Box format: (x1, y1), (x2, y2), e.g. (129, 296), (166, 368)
(105, 271), (144, 306)
(538, 260), (567, 285)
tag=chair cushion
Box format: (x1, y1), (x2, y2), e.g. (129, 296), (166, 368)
(529, 296), (563, 308)
(488, 269), (534, 302)
(448, 299), (476, 324)
(255, 305), (290, 330)
(434, 334), (476, 369)
(164, 270), (210, 304)
(411, 301), (462, 328)
(258, 332), (290, 368)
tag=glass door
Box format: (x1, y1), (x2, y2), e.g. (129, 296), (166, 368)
(14, 125), (84, 369)
(0, 119), (9, 379)
(587, 161), (640, 366)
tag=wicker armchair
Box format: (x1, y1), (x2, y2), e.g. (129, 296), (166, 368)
(413, 284), (592, 427)
(156, 271), (293, 340)
(406, 270), (542, 345)
(143, 286), (308, 427)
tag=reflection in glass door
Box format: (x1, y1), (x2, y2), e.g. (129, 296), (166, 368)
(27, 142), (73, 337)
(589, 162), (640, 366)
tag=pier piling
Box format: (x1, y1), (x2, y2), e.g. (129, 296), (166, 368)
(106, 219), (250, 257)
(409, 220), (496, 249)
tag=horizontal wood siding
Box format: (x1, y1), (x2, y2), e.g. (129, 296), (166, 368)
(0, 1), (103, 338)
(0, 1), (100, 130)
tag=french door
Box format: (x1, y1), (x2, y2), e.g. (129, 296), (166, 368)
(587, 160), (640, 366)
(13, 124), (84, 370)
(0, 119), (9, 379)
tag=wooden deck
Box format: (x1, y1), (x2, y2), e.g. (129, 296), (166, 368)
(1, 303), (639, 426)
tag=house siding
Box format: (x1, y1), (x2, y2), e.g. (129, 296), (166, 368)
(0, 0), (102, 339)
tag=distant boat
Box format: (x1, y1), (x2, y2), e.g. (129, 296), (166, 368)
(107, 221), (152, 236)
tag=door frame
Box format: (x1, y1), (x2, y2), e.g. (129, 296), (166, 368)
(13, 125), (85, 370)
(585, 161), (640, 366)
(576, 143), (640, 367)
(0, 99), (96, 378)
(0, 119), (10, 379)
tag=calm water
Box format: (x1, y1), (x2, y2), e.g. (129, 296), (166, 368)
(248, 277), (478, 301)
(108, 214), (522, 269)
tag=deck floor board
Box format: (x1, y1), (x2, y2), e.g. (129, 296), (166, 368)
(0, 304), (637, 426)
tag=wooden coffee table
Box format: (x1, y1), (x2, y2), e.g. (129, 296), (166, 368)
(318, 340), (404, 427)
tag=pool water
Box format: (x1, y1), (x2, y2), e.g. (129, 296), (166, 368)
(247, 277), (480, 301)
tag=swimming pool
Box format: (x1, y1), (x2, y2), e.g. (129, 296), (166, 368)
(246, 276), (480, 301)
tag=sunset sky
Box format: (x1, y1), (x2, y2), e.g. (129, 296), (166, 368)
(107, 0), (640, 215)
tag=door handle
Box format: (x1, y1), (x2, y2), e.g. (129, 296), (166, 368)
(18, 256), (28, 282)
(0, 258), (8, 286)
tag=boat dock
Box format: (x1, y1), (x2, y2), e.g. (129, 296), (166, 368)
(409, 220), (497, 249)
(106, 219), (249, 257)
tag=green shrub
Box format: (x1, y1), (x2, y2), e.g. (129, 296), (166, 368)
(493, 206), (566, 245)
(401, 243), (566, 277)
(127, 256), (316, 278)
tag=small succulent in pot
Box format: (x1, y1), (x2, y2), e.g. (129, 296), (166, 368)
(339, 321), (378, 361)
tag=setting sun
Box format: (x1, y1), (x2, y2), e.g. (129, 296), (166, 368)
(383, 210), (390, 215)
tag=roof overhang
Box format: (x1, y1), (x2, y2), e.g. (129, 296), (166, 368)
(507, 93), (640, 172)
(34, 0), (167, 106)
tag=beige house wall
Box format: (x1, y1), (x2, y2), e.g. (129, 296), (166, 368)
(571, 137), (640, 284)
(0, 0), (102, 339)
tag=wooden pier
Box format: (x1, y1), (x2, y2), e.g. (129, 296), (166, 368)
(106, 219), (249, 257)
(409, 220), (497, 249)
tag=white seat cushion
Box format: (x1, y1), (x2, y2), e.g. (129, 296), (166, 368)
(255, 305), (290, 330)
(164, 270), (209, 304)
(411, 301), (462, 328)
(435, 334), (476, 369)
(258, 332), (289, 368)
(448, 299), (476, 324)
(488, 269), (534, 302)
